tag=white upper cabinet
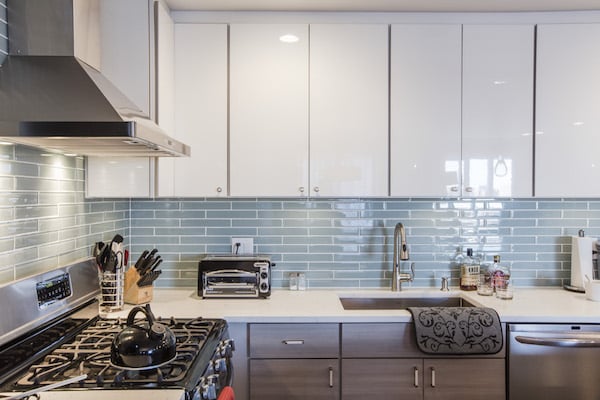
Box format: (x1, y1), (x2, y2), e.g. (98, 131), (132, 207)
(462, 25), (534, 198)
(162, 23), (228, 197)
(390, 24), (462, 197)
(535, 24), (600, 197)
(86, 0), (155, 198)
(229, 24), (309, 197)
(309, 24), (389, 197)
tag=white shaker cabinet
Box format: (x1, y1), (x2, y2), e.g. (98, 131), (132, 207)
(158, 23), (228, 197)
(462, 24), (534, 198)
(86, 0), (156, 198)
(535, 24), (600, 197)
(229, 24), (309, 197)
(390, 24), (462, 197)
(309, 24), (389, 197)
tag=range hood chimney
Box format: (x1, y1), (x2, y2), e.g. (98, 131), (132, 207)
(0, 0), (190, 157)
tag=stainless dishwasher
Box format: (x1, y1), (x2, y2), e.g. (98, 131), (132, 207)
(509, 324), (600, 400)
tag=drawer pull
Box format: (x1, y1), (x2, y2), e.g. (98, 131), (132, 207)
(431, 367), (436, 388)
(414, 366), (419, 387)
(282, 340), (305, 345)
(329, 367), (334, 388)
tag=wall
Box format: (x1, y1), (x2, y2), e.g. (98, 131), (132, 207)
(0, 145), (128, 285)
(130, 197), (595, 289)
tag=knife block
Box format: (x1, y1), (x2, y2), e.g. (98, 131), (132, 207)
(124, 268), (154, 305)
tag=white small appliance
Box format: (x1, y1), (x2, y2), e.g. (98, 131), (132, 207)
(569, 230), (598, 292)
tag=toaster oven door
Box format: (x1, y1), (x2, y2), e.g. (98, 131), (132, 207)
(203, 270), (259, 297)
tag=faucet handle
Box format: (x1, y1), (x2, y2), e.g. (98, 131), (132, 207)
(409, 262), (415, 282)
(440, 277), (450, 292)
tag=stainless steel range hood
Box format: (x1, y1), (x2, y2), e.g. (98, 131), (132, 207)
(0, 0), (190, 157)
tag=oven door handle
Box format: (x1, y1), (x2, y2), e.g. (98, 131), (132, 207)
(2, 374), (87, 400)
(515, 335), (600, 348)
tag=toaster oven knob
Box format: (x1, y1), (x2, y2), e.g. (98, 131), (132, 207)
(260, 282), (268, 291)
(260, 271), (268, 280)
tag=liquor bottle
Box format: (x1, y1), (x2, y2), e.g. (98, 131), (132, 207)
(460, 248), (480, 291)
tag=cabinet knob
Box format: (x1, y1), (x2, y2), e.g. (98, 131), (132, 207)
(299, 187), (305, 193)
(216, 187), (223, 193)
(465, 186), (473, 193)
(313, 186), (320, 193)
(450, 186), (459, 192)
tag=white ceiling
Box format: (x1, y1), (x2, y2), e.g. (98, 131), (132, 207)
(164, 0), (600, 12)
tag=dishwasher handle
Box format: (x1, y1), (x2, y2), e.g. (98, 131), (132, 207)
(515, 334), (600, 348)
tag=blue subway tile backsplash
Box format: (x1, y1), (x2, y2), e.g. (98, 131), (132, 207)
(0, 143), (597, 291)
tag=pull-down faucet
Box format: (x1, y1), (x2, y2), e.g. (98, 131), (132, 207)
(392, 222), (415, 291)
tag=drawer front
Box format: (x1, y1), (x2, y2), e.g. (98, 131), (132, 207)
(250, 323), (339, 358)
(342, 323), (421, 358)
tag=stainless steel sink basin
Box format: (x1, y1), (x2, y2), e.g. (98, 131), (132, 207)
(339, 296), (475, 310)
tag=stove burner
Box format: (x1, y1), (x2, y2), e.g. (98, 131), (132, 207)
(12, 317), (223, 390)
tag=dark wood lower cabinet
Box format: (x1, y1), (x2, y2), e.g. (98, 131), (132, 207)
(342, 358), (423, 400)
(341, 358), (505, 400)
(249, 359), (340, 400)
(423, 358), (505, 400)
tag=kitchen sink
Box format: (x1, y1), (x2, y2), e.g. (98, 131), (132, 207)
(339, 296), (475, 310)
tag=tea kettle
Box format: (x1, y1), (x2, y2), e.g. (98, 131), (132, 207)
(111, 304), (176, 369)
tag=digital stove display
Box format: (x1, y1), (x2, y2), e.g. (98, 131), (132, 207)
(36, 273), (72, 309)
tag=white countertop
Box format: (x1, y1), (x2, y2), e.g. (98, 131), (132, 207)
(109, 287), (600, 324)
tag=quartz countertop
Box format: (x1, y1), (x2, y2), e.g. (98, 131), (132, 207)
(108, 287), (600, 324)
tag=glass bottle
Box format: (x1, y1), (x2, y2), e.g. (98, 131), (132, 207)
(491, 255), (511, 292)
(460, 248), (480, 291)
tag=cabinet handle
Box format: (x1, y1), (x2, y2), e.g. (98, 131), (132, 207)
(450, 186), (459, 192)
(465, 186), (473, 193)
(313, 186), (320, 193)
(430, 367), (436, 388)
(216, 187), (222, 193)
(282, 340), (304, 345)
(414, 366), (419, 387)
(299, 187), (305, 193)
(328, 367), (333, 388)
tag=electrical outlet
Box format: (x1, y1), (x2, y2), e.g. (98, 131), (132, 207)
(231, 237), (254, 255)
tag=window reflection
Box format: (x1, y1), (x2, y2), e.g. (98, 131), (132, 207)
(464, 157), (513, 196)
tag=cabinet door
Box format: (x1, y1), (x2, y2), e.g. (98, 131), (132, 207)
(462, 25), (534, 198)
(230, 24), (309, 197)
(86, 0), (154, 198)
(159, 23), (228, 197)
(342, 359), (423, 400)
(250, 359), (339, 400)
(536, 24), (600, 197)
(390, 24), (462, 197)
(154, 0), (176, 196)
(309, 24), (389, 197)
(423, 359), (505, 400)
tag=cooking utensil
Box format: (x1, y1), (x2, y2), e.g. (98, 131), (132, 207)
(2, 374), (88, 399)
(111, 304), (176, 369)
(137, 270), (162, 287)
(134, 250), (150, 270)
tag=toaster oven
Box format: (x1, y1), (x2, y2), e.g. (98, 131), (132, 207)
(198, 255), (273, 298)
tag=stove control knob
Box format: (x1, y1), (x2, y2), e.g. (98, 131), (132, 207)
(221, 339), (236, 351)
(214, 357), (227, 373)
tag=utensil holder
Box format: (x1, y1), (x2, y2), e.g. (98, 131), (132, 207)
(124, 267), (154, 305)
(99, 269), (124, 315)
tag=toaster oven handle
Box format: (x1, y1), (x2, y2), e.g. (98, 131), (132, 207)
(205, 269), (256, 277)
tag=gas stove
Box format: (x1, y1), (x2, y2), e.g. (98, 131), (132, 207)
(0, 259), (233, 400)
